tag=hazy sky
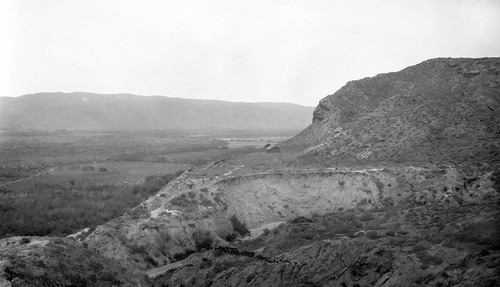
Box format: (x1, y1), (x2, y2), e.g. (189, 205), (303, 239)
(1, 0), (499, 106)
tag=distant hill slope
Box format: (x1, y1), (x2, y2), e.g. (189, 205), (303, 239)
(289, 57), (500, 166)
(0, 93), (314, 131)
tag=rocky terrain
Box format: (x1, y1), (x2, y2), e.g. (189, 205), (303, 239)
(1, 58), (499, 286)
(290, 57), (500, 168)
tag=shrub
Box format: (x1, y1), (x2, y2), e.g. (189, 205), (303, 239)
(129, 244), (147, 255)
(170, 194), (191, 207)
(291, 216), (313, 224)
(173, 249), (195, 261)
(453, 221), (496, 245)
(230, 215), (249, 236)
(224, 233), (237, 242)
(374, 180), (385, 193)
(416, 251), (444, 266)
(193, 230), (214, 251)
(412, 241), (432, 253)
(20, 238), (30, 245)
(131, 205), (149, 218)
(359, 212), (375, 222)
(366, 230), (381, 240)
(426, 255), (444, 265)
(200, 258), (213, 269)
(199, 194), (213, 207)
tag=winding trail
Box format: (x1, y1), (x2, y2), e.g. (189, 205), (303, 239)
(0, 168), (55, 187)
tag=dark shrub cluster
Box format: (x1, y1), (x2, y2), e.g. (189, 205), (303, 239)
(133, 173), (179, 197)
(359, 211), (375, 222)
(170, 193), (196, 207)
(193, 230), (214, 251)
(230, 215), (250, 236)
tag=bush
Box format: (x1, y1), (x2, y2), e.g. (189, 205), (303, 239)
(416, 251), (444, 266)
(133, 173), (179, 197)
(359, 212), (375, 222)
(173, 249), (195, 261)
(453, 221), (496, 245)
(129, 244), (147, 255)
(20, 238), (30, 245)
(170, 194), (191, 207)
(412, 241), (432, 253)
(366, 230), (381, 240)
(230, 215), (250, 236)
(193, 230), (214, 251)
(199, 194), (213, 207)
(224, 233), (237, 242)
(291, 216), (314, 224)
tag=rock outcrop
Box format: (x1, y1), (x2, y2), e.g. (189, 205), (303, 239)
(289, 58), (500, 166)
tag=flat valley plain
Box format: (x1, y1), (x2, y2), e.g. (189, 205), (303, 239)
(0, 129), (292, 238)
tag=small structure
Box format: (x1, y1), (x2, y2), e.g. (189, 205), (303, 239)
(265, 145), (281, 154)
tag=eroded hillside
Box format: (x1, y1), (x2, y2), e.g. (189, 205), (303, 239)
(1, 58), (499, 286)
(81, 161), (498, 271)
(290, 58), (500, 168)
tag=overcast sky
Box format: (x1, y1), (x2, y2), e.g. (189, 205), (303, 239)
(1, 0), (499, 106)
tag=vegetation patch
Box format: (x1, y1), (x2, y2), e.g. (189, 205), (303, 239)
(170, 193), (198, 209)
(230, 215), (250, 236)
(193, 230), (214, 251)
(359, 211), (375, 222)
(0, 172), (180, 238)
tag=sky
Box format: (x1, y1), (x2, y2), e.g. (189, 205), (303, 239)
(1, 0), (500, 106)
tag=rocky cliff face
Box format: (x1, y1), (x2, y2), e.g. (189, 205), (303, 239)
(290, 58), (500, 166)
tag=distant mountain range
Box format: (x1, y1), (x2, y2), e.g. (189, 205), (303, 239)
(0, 93), (314, 131)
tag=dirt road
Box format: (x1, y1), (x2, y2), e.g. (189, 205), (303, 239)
(0, 168), (55, 187)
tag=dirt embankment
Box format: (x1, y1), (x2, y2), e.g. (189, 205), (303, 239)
(81, 165), (493, 271)
(217, 170), (398, 228)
